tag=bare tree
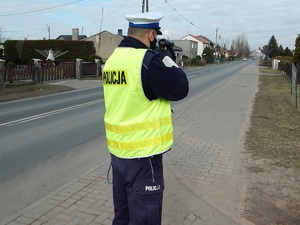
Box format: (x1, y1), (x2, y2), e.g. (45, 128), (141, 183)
(231, 33), (250, 59)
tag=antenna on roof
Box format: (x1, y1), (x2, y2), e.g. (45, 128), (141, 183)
(98, 8), (104, 53)
(35, 49), (68, 61)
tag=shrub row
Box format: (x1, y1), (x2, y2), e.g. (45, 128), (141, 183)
(4, 40), (97, 65)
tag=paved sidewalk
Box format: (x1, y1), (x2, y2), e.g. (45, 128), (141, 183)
(168, 63), (258, 224)
(1, 63), (259, 225)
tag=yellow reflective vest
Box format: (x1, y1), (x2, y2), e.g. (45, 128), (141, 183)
(102, 48), (173, 159)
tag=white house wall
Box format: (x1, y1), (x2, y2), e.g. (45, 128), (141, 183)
(181, 35), (204, 56)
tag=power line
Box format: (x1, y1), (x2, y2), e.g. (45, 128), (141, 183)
(162, 0), (300, 36)
(0, 0), (83, 17)
(83, 0), (131, 29)
(162, 0), (212, 32)
(3, 27), (47, 33)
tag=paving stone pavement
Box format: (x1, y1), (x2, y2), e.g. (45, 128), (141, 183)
(168, 63), (259, 224)
(1, 63), (259, 225)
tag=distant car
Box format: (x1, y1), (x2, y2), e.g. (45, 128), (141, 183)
(252, 57), (255, 60)
(243, 57), (247, 61)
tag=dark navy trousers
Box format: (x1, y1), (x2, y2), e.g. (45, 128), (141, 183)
(110, 154), (164, 225)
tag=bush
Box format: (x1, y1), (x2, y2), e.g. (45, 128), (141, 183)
(87, 54), (103, 63)
(200, 58), (206, 66)
(275, 56), (294, 63)
(191, 55), (201, 66)
(7, 61), (15, 68)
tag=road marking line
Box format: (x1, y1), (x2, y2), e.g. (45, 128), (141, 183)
(0, 99), (103, 127)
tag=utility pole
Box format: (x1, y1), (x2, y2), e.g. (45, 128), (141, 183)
(215, 28), (218, 46)
(215, 28), (219, 63)
(142, 0), (149, 12)
(98, 8), (104, 55)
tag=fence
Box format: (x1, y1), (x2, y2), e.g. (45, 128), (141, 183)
(0, 59), (101, 87)
(6, 65), (34, 82)
(291, 64), (298, 108)
(278, 61), (293, 76)
(2, 61), (76, 83)
(277, 61), (299, 109)
(41, 61), (76, 81)
(82, 62), (96, 76)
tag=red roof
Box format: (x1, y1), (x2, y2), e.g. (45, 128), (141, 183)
(183, 34), (210, 44)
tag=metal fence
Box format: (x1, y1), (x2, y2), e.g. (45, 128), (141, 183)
(278, 62), (293, 77)
(277, 61), (299, 108)
(82, 62), (96, 76)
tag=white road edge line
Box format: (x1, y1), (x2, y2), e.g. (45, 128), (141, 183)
(0, 99), (103, 127)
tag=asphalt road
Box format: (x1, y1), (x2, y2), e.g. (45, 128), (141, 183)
(0, 60), (252, 222)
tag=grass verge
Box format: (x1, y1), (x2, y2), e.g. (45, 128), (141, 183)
(259, 67), (283, 75)
(245, 72), (300, 168)
(0, 83), (75, 103)
(243, 67), (300, 225)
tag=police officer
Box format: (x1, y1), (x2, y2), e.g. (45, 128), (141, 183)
(102, 11), (189, 225)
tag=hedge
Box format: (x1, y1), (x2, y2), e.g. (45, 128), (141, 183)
(4, 40), (96, 65)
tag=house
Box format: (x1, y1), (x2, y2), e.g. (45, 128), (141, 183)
(198, 35), (216, 50)
(173, 40), (197, 59)
(170, 44), (183, 65)
(56, 28), (87, 41)
(197, 35), (226, 60)
(180, 34), (211, 56)
(84, 30), (123, 61)
(220, 49), (232, 60)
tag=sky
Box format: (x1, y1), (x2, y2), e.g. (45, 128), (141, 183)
(1, 0), (299, 51)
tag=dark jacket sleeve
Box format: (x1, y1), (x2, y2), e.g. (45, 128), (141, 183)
(142, 55), (189, 101)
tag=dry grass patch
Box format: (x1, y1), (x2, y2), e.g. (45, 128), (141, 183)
(243, 72), (300, 225)
(0, 83), (74, 102)
(259, 66), (283, 75)
(246, 75), (300, 168)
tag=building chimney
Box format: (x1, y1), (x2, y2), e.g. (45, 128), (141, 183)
(118, 29), (123, 36)
(72, 28), (79, 41)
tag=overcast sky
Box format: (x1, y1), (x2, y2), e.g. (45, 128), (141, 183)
(1, 0), (299, 51)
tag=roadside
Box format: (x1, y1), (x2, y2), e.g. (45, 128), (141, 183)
(0, 66), (200, 103)
(243, 67), (300, 224)
(0, 82), (75, 103)
(0, 78), (101, 103)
